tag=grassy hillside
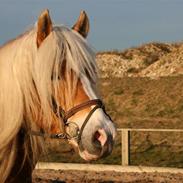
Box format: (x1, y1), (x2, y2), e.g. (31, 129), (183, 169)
(41, 76), (183, 167)
(97, 42), (183, 78)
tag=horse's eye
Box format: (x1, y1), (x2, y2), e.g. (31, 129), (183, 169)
(51, 73), (61, 80)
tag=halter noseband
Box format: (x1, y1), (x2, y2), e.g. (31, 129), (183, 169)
(30, 99), (105, 142)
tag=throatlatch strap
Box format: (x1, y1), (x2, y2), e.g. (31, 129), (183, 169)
(30, 130), (67, 139)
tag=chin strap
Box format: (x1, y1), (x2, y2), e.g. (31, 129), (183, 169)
(77, 102), (104, 143)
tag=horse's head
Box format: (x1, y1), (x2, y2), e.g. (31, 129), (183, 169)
(33, 10), (116, 161)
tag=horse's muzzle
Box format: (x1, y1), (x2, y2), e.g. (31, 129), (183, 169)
(78, 128), (114, 160)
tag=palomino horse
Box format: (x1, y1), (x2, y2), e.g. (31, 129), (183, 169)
(0, 9), (116, 182)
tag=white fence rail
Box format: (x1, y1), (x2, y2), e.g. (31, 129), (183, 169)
(36, 128), (183, 172)
(118, 128), (183, 166)
(36, 162), (183, 173)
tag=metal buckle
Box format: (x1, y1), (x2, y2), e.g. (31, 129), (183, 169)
(51, 133), (67, 139)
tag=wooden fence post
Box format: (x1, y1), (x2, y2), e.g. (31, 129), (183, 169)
(121, 129), (130, 166)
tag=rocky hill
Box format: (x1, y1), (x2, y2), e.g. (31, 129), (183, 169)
(97, 42), (183, 78)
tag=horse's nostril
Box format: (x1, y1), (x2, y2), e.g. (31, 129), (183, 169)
(93, 129), (107, 147)
(94, 131), (101, 141)
(93, 130), (101, 148)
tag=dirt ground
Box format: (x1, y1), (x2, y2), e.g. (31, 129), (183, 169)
(33, 169), (183, 183)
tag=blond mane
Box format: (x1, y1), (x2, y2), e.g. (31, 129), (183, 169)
(0, 25), (97, 182)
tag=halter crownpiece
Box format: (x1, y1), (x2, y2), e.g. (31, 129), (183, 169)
(30, 99), (106, 142)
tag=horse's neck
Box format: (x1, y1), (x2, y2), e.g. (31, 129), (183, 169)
(6, 129), (33, 183)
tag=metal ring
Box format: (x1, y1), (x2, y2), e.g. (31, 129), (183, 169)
(65, 121), (80, 140)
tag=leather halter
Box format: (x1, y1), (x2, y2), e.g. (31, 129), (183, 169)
(30, 99), (105, 142)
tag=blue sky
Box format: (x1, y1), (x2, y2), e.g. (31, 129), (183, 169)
(0, 0), (183, 51)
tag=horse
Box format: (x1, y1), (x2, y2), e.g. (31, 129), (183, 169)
(0, 9), (116, 183)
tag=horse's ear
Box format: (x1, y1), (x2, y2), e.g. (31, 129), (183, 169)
(37, 9), (52, 48)
(72, 11), (90, 38)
